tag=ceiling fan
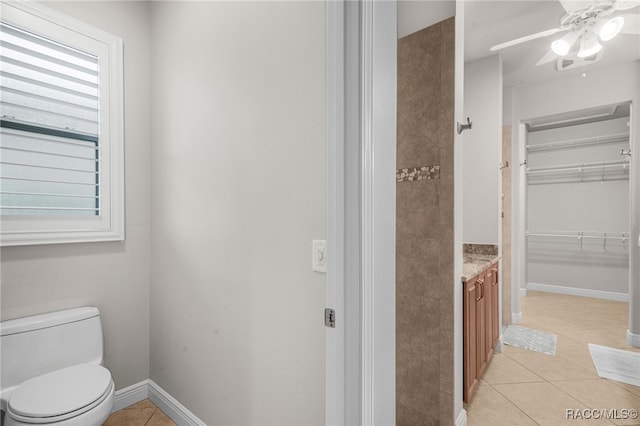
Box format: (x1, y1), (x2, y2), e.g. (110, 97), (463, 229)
(490, 0), (640, 66)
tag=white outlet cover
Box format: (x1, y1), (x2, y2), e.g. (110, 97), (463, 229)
(312, 240), (327, 273)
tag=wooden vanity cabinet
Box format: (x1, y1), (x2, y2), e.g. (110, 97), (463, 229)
(487, 264), (500, 350)
(463, 260), (499, 404)
(463, 270), (481, 403)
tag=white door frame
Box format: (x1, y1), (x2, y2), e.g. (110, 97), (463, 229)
(325, 2), (346, 423)
(325, 1), (396, 424)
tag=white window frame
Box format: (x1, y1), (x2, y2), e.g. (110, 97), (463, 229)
(0, 0), (124, 246)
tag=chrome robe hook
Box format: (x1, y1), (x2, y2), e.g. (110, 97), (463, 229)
(457, 117), (473, 134)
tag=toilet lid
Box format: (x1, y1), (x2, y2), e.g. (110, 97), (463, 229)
(9, 364), (112, 419)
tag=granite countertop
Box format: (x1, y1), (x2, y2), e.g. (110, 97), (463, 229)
(461, 244), (500, 282)
(462, 254), (500, 282)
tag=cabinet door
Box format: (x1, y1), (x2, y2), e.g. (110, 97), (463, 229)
(490, 263), (500, 348)
(463, 275), (479, 403)
(476, 271), (487, 378)
(485, 266), (495, 362)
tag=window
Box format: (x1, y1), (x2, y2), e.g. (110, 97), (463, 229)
(0, 1), (123, 246)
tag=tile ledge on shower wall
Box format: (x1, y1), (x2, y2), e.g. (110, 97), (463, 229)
(396, 165), (440, 182)
(463, 243), (498, 256)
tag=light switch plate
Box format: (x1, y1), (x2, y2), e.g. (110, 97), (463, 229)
(312, 240), (327, 273)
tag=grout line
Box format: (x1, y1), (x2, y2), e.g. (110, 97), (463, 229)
(605, 378), (640, 396)
(469, 292), (635, 426)
(500, 351), (548, 382)
(488, 381), (541, 426)
(143, 408), (158, 426)
(546, 380), (618, 426)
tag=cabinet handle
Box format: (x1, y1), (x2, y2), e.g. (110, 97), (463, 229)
(476, 279), (484, 301)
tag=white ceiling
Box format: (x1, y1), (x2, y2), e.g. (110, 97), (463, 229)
(398, 1), (455, 38)
(398, 0), (640, 88)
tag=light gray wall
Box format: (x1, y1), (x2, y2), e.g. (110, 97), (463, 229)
(148, 2), (326, 425)
(0, 1), (151, 390)
(527, 117), (630, 295)
(397, 1), (455, 38)
(463, 54), (502, 244)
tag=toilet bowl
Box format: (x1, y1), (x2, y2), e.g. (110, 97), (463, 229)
(0, 308), (115, 426)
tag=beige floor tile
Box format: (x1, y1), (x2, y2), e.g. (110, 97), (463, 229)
(560, 313), (629, 330)
(522, 292), (627, 324)
(520, 315), (577, 333)
(483, 353), (545, 385)
(554, 333), (598, 373)
(522, 292), (592, 312)
(502, 343), (530, 355)
(466, 382), (537, 426)
(103, 407), (156, 426)
(146, 409), (177, 426)
(104, 399), (177, 426)
(468, 292), (637, 424)
(552, 379), (640, 426)
(493, 382), (615, 425)
(566, 327), (634, 350)
(610, 381), (640, 398)
(123, 399), (157, 410)
(508, 350), (600, 381)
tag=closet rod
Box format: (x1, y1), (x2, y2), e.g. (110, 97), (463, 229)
(526, 231), (628, 241)
(527, 230), (629, 250)
(526, 159), (629, 174)
(526, 133), (629, 152)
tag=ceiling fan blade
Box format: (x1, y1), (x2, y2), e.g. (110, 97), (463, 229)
(558, 0), (595, 13)
(613, 0), (640, 10)
(620, 13), (640, 34)
(536, 50), (559, 66)
(490, 28), (565, 51)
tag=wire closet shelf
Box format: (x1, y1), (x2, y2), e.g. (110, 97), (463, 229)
(526, 230), (629, 250)
(526, 159), (630, 175)
(525, 133), (629, 152)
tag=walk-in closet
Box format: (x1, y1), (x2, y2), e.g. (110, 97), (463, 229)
(525, 103), (631, 301)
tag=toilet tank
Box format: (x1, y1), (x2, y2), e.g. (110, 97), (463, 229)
(0, 307), (104, 397)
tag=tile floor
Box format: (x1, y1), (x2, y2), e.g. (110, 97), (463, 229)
(104, 399), (176, 426)
(104, 291), (639, 426)
(466, 291), (640, 426)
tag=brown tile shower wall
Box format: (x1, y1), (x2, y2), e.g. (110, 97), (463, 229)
(396, 17), (455, 426)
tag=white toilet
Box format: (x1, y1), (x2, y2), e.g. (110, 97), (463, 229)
(0, 307), (115, 426)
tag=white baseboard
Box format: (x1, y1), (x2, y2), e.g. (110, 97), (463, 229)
(113, 379), (205, 426)
(512, 312), (522, 324)
(519, 288), (528, 297)
(527, 282), (629, 302)
(628, 330), (640, 348)
(455, 408), (467, 426)
(148, 380), (206, 426)
(112, 380), (149, 412)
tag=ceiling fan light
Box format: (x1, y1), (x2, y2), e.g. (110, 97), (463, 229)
(578, 33), (602, 58)
(550, 31), (579, 56)
(599, 17), (624, 41)
(551, 39), (571, 55)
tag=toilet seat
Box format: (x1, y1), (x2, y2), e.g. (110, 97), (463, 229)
(7, 364), (113, 424)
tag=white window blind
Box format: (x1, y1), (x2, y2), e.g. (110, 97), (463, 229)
(0, 1), (123, 246)
(1, 21), (101, 216)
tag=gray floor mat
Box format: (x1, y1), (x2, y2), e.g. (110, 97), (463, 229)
(503, 325), (557, 355)
(589, 343), (640, 387)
